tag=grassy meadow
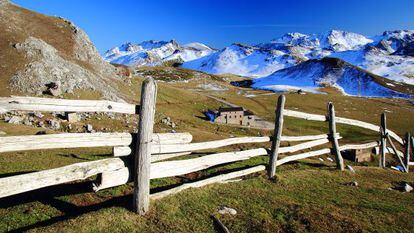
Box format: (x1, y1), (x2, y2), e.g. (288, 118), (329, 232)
(0, 67), (413, 232)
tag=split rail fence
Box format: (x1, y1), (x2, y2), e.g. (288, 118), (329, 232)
(0, 78), (412, 215)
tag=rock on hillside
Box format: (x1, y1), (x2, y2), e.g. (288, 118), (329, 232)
(252, 57), (411, 98)
(10, 37), (120, 100)
(0, 1), (123, 100)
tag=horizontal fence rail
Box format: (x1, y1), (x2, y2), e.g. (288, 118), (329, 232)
(0, 138), (385, 199)
(150, 148), (268, 179)
(284, 109), (404, 145)
(150, 165), (266, 200)
(0, 96), (138, 114)
(0, 158), (126, 198)
(0, 132), (193, 153)
(151, 136), (271, 154)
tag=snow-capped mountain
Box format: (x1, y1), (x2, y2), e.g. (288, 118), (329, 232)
(182, 43), (297, 78)
(251, 57), (410, 98)
(183, 30), (375, 78)
(182, 30), (414, 92)
(330, 30), (414, 85)
(104, 40), (215, 67)
(103, 29), (414, 97)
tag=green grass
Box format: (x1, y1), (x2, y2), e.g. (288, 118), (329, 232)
(0, 68), (414, 232)
(3, 165), (411, 233)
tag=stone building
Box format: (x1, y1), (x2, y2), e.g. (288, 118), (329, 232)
(212, 107), (255, 126)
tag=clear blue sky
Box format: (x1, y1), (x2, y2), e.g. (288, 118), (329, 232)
(13, 0), (414, 53)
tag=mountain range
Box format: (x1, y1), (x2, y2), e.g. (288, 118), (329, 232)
(104, 40), (216, 67)
(105, 30), (414, 98)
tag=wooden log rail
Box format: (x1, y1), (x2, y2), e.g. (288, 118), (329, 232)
(0, 158), (126, 198)
(284, 109), (404, 145)
(0, 148), (267, 199)
(150, 165), (266, 200)
(0, 96), (138, 114)
(0, 132), (193, 153)
(0, 139), (384, 199)
(151, 136), (271, 154)
(276, 141), (380, 167)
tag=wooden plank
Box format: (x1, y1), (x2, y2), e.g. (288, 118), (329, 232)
(151, 136), (270, 154)
(283, 109), (404, 145)
(151, 132), (192, 144)
(386, 134), (408, 172)
(339, 141), (379, 151)
(328, 103), (344, 171)
(337, 116), (403, 146)
(284, 109), (326, 121)
(276, 148), (331, 166)
(150, 165), (265, 200)
(374, 146), (404, 157)
(0, 96), (137, 114)
(133, 78), (157, 215)
(405, 133), (411, 172)
(0, 158), (126, 198)
(150, 148), (268, 179)
(113, 146), (131, 157)
(281, 134), (331, 142)
(92, 167), (130, 191)
(379, 113), (387, 168)
(278, 138), (330, 154)
(0, 133), (192, 153)
(269, 95), (285, 178)
(151, 152), (192, 162)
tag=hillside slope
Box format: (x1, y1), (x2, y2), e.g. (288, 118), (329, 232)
(252, 57), (413, 97)
(0, 1), (124, 100)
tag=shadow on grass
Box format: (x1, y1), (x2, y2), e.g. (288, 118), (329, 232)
(2, 181), (132, 233)
(0, 171), (36, 179)
(3, 164), (266, 232)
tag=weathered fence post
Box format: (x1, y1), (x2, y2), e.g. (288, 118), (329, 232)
(268, 95), (285, 178)
(133, 78), (157, 215)
(379, 113), (387, 168)
(404, 132), (411, 172)
(327, 102), (344, 171)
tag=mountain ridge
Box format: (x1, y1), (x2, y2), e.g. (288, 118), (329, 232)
(103, 40), (216, 67)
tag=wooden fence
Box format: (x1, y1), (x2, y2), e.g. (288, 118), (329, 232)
(0, 78), (413, 215)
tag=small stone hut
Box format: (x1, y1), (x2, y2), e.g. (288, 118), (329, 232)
(211, 107), (255, 126)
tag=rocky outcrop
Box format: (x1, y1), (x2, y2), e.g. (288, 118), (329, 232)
(0, 2), (123, 100)
(11, 37), (121, 100)
(64, 19), (118, 78)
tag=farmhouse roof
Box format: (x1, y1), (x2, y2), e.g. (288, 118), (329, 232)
(218, 107), (244, 112)
(244, 110), (254, 116)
